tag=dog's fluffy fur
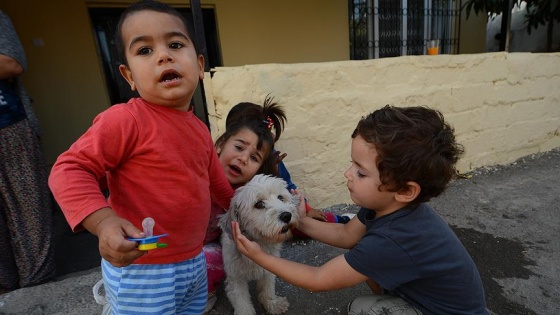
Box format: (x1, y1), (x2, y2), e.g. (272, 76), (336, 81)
(219, 174), (299, 315)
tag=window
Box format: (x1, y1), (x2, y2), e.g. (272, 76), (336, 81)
(349, 0), (460, 59)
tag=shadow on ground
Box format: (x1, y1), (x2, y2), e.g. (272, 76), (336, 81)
(452, 227), (537, 315)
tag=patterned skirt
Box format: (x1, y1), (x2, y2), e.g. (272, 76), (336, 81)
(0, 119), (55, 289)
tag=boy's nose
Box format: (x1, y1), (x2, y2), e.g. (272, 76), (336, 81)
(158, 52), (173, 63)
(343, 168), (351, 180)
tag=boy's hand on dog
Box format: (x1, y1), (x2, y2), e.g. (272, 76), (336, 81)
(83, 208), (147, 267)
(231, 221), (262, 259)
(290, 189), (308, 220)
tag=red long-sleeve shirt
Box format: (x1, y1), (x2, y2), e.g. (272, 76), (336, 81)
(49, 98), (233, 264)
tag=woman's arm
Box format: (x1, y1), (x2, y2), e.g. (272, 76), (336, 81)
(0, 11), (27, 79)
(0, 54), (24, 79)
(231, 221), (369, 292)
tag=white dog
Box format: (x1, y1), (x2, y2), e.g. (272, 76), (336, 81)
(219, 174), (300, 315)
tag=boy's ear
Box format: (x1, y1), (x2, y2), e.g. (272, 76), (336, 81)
(119, 64), (136, 91)
(197, 54), (205, 80)
(395, 181), (420, 203)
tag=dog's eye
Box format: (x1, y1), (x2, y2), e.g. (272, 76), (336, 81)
(278, 195), (284, 201)
(255, 201), (265, 209)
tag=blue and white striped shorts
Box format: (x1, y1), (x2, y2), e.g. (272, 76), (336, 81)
(101, 251), (208, 315)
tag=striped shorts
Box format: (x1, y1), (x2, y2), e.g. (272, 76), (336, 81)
(101, 252), (208, 315)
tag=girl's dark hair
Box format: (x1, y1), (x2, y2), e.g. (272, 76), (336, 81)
(352, 105), (464, 204)
(224, 95), (286, 142)
(114, 0), (197, 67)
(215, 96), (287, 176)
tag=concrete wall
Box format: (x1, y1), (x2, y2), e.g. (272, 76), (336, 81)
(486, 3), (560, 52)
(459, 9), (488, 54)
(209, 0), (349, 66)
(205, 52), (560, 208)
(1, 1), (111, 164)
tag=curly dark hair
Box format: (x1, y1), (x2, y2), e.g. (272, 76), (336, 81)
(215, 96), (287, 176)
(352, 105), (464, 204)
(114, 0), (197, 67)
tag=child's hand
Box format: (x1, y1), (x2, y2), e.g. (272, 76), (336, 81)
(94, 215), (146, 267)
(274, 151), (288, 165)
(290, 189), (307, 219)
(273, 151), (288, 174)
(306, 206), (327, 221)
(231, 221), (262, 258)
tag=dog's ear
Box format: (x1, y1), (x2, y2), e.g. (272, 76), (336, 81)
(220, 204), (238, 238)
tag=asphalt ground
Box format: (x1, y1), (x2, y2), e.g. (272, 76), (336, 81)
(0, 148), (558, 315)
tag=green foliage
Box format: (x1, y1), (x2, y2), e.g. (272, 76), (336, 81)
(463, 0), (559, 31)
(524, 0), (560, 34)
(462, 0), (559, 51)
(462, 0), (511, 19)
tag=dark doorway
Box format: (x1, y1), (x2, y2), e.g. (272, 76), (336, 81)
(88, 6), (222, 124)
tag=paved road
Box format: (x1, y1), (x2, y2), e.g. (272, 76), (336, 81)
(1, 148), (558, 315)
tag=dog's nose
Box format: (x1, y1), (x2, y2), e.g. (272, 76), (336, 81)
(278, 212), (292, 223)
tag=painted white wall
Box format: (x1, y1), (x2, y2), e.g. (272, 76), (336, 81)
(486, 2), (560, 52)
(206, 52), (560, 208)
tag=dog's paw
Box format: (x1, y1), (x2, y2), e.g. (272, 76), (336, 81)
(262, 296), (289, 314)
(232, 304), (256, 315)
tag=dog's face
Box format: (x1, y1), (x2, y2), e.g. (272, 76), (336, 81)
(224, 174), (300, 244)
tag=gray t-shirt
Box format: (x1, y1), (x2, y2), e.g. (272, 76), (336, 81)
(345, 204), (488, 314)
